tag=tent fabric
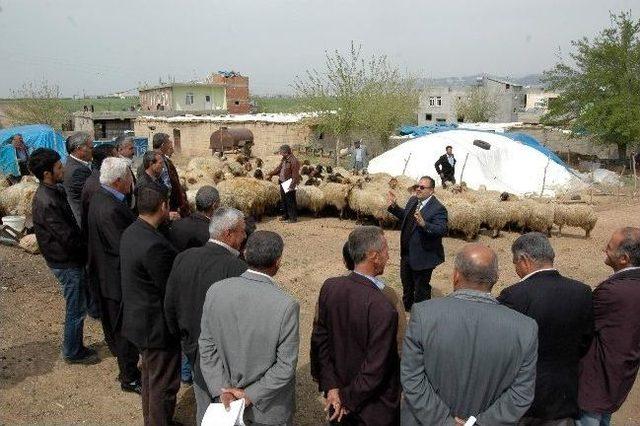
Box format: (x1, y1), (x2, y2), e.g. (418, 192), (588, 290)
(369, 129), (582, 196)
(0, 125), (68, 177)
(397, 124), (567, 170)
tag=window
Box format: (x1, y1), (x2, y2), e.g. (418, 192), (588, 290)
(436, 96), (442, 107)
(505, 84), (511, 90)
(234, 101), (240, 105)
(457, 116), (465, 123)
(436, 118), (447, 123)
(429, 96), (443, 107)
(425, 113), (433, 121)
(429, 96), (435, 107)
(205, 95), (211, 102)
(185, 93), (194, 105)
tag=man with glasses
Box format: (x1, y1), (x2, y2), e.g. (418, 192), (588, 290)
(388, 176), (448, 311)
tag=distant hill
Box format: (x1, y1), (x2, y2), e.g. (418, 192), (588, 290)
(419, 73), (543, 88)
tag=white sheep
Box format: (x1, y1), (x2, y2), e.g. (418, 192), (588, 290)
(553, 204), (598, 238)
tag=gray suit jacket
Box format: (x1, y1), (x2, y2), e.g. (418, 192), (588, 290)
(199, 270), (300, 425)
(401, 289), (538, 426)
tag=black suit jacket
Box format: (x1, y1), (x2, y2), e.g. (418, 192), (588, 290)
(164, 242), (247, 387)
(498, 270), (594, 420)
(80, 170), (101, 236)
(88, 187), (136, 302)
(311, 272), (400, 425)
(63, 156), (92, 226)
(168, 212), (210, 252)
(136, 170), (169, 197)
(120, 219), (178, 349)
(434, 154), (456, 177)
(388, 195), (447, 271)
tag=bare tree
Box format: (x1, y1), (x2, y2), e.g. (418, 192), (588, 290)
(5, 80), (68, 130)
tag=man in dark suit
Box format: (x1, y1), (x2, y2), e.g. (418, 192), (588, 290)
(387, 175), (448, 311)
(64, 131), (94, 227)
(136, 151), (169, 196)
(578, 227), (640, 425)
(152, 133), (190, 217)
(115, 134), (137, 209)
(498, 232), (593, 425)
(87, 157), (141, 394)
(120, 188), (179, 426)
(168, 186), (220, 252)
(81, 144), (117, 235)
(401, 243), (538, 425)
(311, 226), (400, 425)
(165, 206), (248, 424)
(434, 145), (456, 188)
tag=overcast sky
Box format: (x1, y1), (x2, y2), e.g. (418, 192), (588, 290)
(0, 0), (637, 97)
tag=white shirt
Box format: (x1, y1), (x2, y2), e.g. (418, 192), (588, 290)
(518, 268), (558, 282)
(208, 239), (240, 257)
(354, 271), (385, 290)
(447, 154), (455, 167)
(417, 195), (433, 212)
(355, 147), (363, 162)
(246, 269), (278, 285)
(70, 154), (91, 168)
(610, 266), (640, 278)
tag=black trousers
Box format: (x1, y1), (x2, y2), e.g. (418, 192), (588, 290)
(140, 346), (181, 426)
(279, 186), (298, 221)
(440, 172), (456, 187)
(100, 296), (140, 383)
(400, 256), (433, 311)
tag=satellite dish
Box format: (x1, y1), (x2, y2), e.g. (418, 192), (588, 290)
(473, 139), (491, 150)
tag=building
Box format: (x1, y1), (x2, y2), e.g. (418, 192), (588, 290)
(418, 76), (526, 125)
(133, 113), (318, 159)
(73, 110), (140, 139)
(206, 72), (251, 114)
(138, 83), (227, 112)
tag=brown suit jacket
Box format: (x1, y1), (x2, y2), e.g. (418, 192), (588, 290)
(311, 272), (400, 425)
(268, 154), (301, 188)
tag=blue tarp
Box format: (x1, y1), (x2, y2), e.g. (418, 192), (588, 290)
(503, 132), (565, 167)
(0, 125), (67, 177)
(398, 123), (459, 137)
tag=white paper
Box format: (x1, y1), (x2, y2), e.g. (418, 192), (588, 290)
(280, 178), (294, 193)
(201, 399), (246, 426)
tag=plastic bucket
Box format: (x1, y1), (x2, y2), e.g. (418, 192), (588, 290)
(2, 215), (26, 232)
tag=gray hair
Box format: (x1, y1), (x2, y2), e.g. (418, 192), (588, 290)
(195, 186), (220, 212)
(99, 157), (131, 185)
(511, 232), (555, 265)
(115, 134), (134, 149)
(208, 207), (244, 239)
(244, 231), (284, 268)
(617, 227), (640, 267)
(142, 151), (160, 169)
(454, 248), (499, 288)
(67, 131), (91, 153)
(348, 226), (385, 265)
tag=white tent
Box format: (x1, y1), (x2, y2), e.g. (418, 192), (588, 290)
(368, 130), (584, 196)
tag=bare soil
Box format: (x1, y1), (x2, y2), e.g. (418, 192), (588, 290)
(1, 195), (639, 425)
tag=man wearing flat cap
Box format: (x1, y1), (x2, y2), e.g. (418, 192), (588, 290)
(267, 144), (301, 223)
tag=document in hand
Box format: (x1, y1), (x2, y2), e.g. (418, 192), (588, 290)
(280, 178), (294, 193)
(201, 399), (246, 426)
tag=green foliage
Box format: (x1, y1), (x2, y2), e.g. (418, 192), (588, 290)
(294, 42), (419, 160)
(542, 12), (640, 159)
(455, 86), (499, 122)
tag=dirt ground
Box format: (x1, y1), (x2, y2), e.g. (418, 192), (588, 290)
(1, 195), (640, 425)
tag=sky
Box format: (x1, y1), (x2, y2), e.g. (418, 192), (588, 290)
(0, 0), (637, 97)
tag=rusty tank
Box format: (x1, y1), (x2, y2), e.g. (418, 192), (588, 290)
(209, 127), (254, 154)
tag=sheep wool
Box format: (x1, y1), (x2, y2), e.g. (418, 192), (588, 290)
(444, 199), (481, 241)
(296, 185), (326, 216)
(0, 180), (38, 216)
(553, 204), (598, 238)
(319, 181), (351, 218)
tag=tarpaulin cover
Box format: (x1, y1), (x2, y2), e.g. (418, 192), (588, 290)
(0, 124), (67, 177)
(504, 132), (565, 167)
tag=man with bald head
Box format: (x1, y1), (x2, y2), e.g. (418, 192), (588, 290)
(401, 243), (538, 425)
(577, 227), (640, 426)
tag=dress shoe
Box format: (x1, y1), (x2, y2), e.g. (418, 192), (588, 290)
(121, 380), (142, 395)
(64, 347), (100, 365)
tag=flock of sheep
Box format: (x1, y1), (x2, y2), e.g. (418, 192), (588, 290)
(0, 153), (597, 242)
(177, 153), (598, 240)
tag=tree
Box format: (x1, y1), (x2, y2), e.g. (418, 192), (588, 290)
(294, 43), (419, 162)
(5, 80), (68, 130)
(542, 12), (640, 160)
(455, 86), (498, 122)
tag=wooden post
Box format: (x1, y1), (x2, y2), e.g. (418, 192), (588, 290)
(540, 156), (551, 197)
(402, 153), (412, 175)
(633, 153), (638, 196)
(459, 152), (470, 184)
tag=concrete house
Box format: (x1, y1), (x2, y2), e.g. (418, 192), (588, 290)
(418, 76), (526, 125)
(138, 83), (227, 112)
